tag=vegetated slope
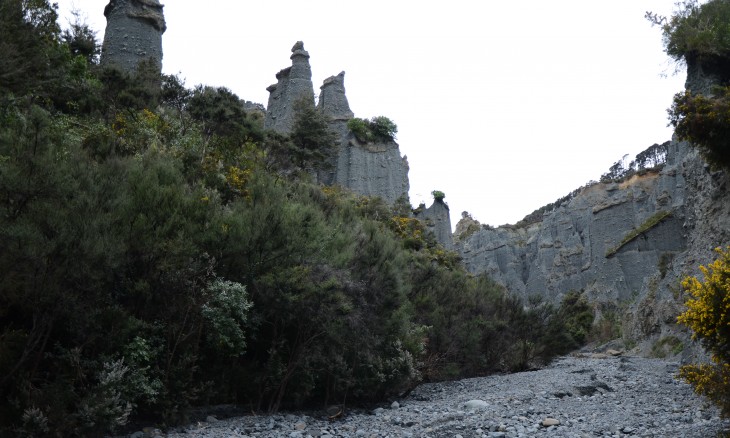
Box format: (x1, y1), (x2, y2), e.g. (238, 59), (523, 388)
(0, 3), (589, 435)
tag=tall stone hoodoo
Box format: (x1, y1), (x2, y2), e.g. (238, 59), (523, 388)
(264, 41), (315, 133)
(101, 0), (166, 74)
(264, 42), (410, 205)
(415, 199), (454, 250)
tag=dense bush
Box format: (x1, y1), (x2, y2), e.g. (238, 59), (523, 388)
(677, 247), (730, 416)
(648, 0), (730, 62)
(347, 116), (398, 143)
(669, 88), (730, 169)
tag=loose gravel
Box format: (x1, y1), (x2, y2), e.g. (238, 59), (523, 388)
(140, 355), (730, 438)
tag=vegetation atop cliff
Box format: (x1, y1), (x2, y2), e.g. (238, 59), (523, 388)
(650, 0), (730, 170)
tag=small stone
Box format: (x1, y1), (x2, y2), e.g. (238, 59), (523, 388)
(542, 418), (560, 427)
(464, 399), (489, 410)
(205, 415), (218, 423)
(391, 401), (400, 409)
(326, 405), (342, 418)
(606, 349), (623, 356)
(373, 407), (385, 415)
(294, 421), (307, 430)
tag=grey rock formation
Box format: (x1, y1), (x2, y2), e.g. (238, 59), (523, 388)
(328, 136), (410, 205)
(415, 200), (453, 249)
(456, 55), (730, 355)
(456, 139), (729, 354)
(101, 0), (166, 74)
(264, 43), (410, 205)
(316, 71), (409, 204)
(317, 72), (354, 122)
(457, 145), (688, 303)
(264, 41), (315, 133)
(684, 54), (730, 95)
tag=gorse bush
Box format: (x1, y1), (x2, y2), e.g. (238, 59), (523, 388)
(677, 247), (730, 416)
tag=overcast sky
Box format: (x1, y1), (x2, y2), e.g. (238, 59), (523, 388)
(55, 1), (687, 229)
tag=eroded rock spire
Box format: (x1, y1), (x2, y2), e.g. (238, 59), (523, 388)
(101, 0), (166, 74)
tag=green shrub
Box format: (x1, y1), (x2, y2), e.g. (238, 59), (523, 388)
(648, 0), (730, 62)
(431, 190), (445, 202)
(651, 336), (684, 358)
(346, 117), (370, 142)
(669, 88), (730, 169)
(347, 116), (398, 143)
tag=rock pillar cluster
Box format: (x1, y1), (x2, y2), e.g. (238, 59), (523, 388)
(264, 42), (411, 206)
(101, 0), (166, 74)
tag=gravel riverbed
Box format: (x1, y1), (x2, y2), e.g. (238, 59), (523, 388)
(145, 354), (729, 438)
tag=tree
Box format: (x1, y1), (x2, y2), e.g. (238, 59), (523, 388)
(60, 9), (100, 64)
(0, 0), (62, 97)
(289, 96), (338, 171)
(647, 0), (730, 63)
(677, 247), (730, 416)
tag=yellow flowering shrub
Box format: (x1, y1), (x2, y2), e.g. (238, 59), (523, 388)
(677, 247), (730, 416)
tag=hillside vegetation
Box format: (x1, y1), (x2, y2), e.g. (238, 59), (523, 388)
(0, 2), (589, 435)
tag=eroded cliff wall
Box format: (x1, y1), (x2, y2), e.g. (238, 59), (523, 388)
(456, 140), (730, 354)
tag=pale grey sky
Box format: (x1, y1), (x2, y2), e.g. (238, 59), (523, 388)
(56, 1), (687, 229)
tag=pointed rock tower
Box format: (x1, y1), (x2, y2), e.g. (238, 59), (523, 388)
(101, 0), (166, 74)
(264, 42), (410, 205)
(264, 41), (315, 133)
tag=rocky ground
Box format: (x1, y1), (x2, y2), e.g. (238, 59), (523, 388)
(131, 354), (729, 438)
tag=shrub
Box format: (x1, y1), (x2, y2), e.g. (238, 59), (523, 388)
(347, 116), (397, 143)
(648, 0), (730, 62)
(431, 190), (445, 202)
(669, 88), (730, 169)
(677, 247), (730, 416)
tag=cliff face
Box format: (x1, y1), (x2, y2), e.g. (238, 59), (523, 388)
(455, 59), (730, 356)
(101, 0), (166, 73)
(456, 140), (730, 352)
(265, 43), (410, 205)
(457, 141), (687, 304)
